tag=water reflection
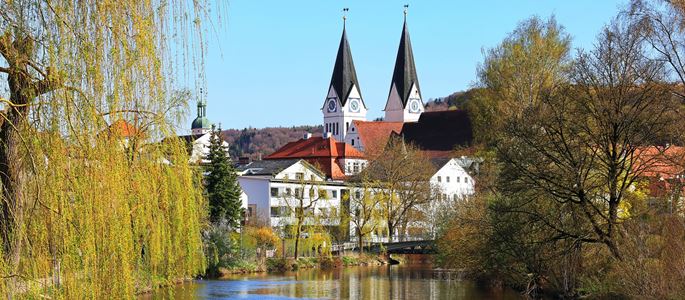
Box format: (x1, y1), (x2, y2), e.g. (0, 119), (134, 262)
(144, 265), (521, 299)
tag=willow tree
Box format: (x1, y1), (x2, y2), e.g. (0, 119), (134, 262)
(0, 0), (223, 297)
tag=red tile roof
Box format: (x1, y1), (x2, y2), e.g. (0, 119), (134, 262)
(634, 146), (685, 197)
(353, 120), (403, 157)
(264, 136), (363, 180)
(108, 119), (140, 138)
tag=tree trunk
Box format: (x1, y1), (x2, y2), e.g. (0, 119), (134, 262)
(294, 222), (301, 259)
(1, 62), (32, 296)
(357, 230), (363, 254)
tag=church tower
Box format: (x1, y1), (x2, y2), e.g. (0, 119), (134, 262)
(322, 12), (367, 142)
(191, 89), (211, 135)
(384, 7), (423, 123)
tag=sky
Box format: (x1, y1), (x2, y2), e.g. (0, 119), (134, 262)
(199, 0), (628, 131)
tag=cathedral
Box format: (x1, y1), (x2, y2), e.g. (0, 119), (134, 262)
(322, 12), (425, 150)
(235, 11), (477, 233)
(321, 12), (472, 158)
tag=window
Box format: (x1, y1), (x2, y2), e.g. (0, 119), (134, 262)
(310, 174), (316, 181)
(437, 176), (442, 182)
(456, 177), (460, 183)
(295, 188), (302, 198)
(355, 191), (361, 199)
(465, 177), (469, 183)
(346, 122), (349, 132)
(285, 188), (292, 196)
(453, 194), (458, 201)
(351, 139), (355, 146)
(446, 176), (450, 183)
(319, 189), (329, 199)
(353, 162), (360, 173)
(331, 190), (338, 199)
(271, 207), (280, 217)
(270, 188), (279, 197)
(295, 172), (304, 180)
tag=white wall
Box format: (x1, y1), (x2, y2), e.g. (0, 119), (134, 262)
(322, 85), (367, 142)
(237, 176), (271, 224)
(189, 133), (229, 163)
(384, 83), (423, 123)
(431, 158), (475, 199)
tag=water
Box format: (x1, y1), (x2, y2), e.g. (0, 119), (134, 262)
(144, 264), (521, 299)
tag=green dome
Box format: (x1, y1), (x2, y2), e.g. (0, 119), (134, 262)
(191, 116), (211, 129)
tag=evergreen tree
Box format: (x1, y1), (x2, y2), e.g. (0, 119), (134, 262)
(205, 126), (243, 226)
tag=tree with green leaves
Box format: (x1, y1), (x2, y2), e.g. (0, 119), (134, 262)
(467, 16), (572, 145)
(205, 126), (243, 227)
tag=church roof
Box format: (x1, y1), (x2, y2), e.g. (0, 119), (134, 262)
(329, 26), (361, 106)
(400, 110), (473, 155)
(191, 116), (211, 129)
(352, 120), (404, 156)
(389, 19), (421, 108)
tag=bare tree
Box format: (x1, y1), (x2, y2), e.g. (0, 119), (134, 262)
(497, 19), (680, 259)
(346, 178), (383, 253)
(363, 137), (434, 242)
(279, 177), (326, 259)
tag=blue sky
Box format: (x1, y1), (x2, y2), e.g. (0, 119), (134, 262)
(198, 0), (627, 131)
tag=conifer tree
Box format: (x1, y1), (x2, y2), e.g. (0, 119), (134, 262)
(205, 126), (244, 227)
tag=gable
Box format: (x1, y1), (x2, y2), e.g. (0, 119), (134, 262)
(275, 160), (326, 181)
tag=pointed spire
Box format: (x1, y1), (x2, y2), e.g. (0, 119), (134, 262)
(389, 5), (421, 108)
(329, 8), (361, 106)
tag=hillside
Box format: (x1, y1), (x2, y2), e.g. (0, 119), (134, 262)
(221, 89), (478, 159)
(425, 88), (482, 112)
(222, 125), (323, 159)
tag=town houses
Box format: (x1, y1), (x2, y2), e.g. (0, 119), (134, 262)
(202, 14), (479, 242)
(175, 11), (484, 241)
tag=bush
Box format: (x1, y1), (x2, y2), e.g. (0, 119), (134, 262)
(266, 258), (289, 273)
(203, 223), (239, 277)
(319, 257), (336, 269)
(341, 256), (358, 266)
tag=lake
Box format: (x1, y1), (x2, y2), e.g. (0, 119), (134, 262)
(143, 264), (521, 299)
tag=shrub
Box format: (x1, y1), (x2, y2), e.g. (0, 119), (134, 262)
(266, 258), (289, 273)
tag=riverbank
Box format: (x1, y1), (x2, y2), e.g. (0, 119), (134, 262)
(210, 253), (397, 278)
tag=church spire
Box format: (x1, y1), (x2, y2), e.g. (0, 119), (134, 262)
(191, 88), (211, 135)
(389, 5), (421, 108)
(329, 8), (361, 106)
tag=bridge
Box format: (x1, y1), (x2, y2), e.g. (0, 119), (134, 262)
(331, 239), (435, 255)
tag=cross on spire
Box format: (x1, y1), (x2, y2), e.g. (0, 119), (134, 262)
(404, 4), (408, 21)
(342, 8), (349, 27)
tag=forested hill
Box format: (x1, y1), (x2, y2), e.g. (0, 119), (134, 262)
(222, 125), (323, 159)
(424, 88), (482, 112)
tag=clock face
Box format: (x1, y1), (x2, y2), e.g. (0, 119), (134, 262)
(327, 99), (337, 112)
(409, 99), (421, 113)
(349, 99), (360, 112)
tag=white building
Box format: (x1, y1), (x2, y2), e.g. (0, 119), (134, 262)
(237, 159), (351, 229)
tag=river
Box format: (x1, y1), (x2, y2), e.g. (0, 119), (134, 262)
(143, 264), (521, 299)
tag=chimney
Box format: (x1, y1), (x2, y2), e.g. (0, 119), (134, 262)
(238, 156), (252, 165)
(303, 132), (312, 140)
